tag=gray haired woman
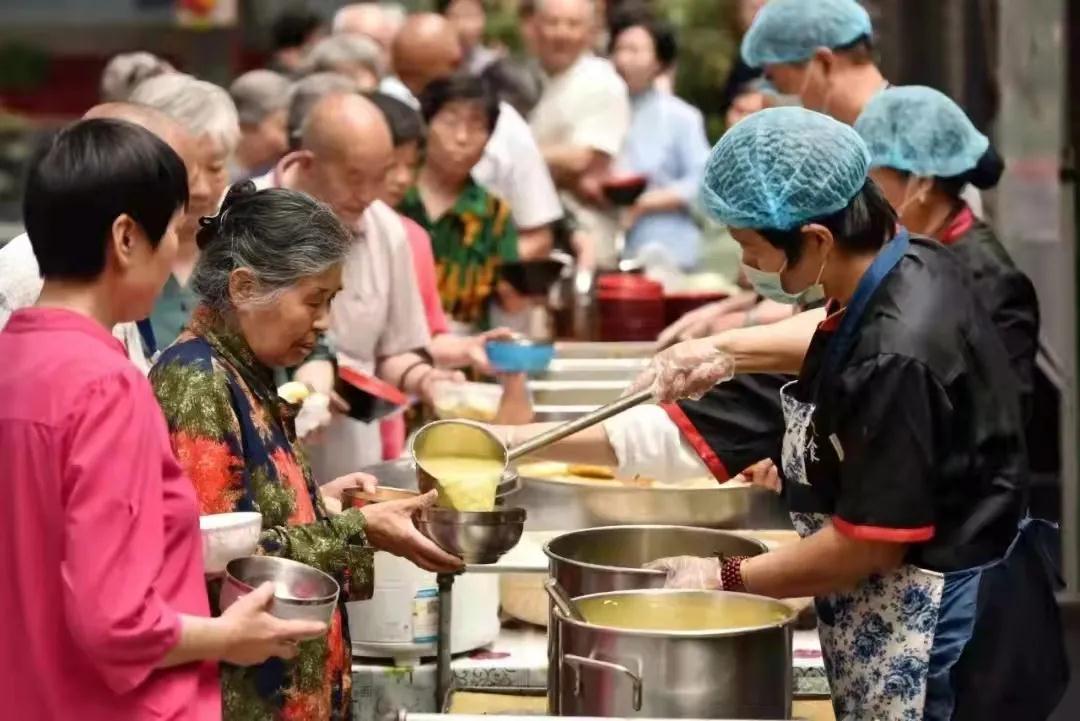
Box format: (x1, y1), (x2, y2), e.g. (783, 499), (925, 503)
(149, 182), (460, 720)
(131, 72), (241, 347)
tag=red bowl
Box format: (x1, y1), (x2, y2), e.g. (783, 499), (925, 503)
(602, 174), (649, 206)
(663, 291), (730, 327)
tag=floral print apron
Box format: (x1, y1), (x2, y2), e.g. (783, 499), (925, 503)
(780, 380), (1068, 721)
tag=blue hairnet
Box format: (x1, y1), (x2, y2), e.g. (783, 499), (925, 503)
(701, 107), (871, 230)
(854, 85), (990, 178)
(741, 0), (872, 67)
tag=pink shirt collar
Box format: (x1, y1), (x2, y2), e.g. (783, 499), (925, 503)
(5, 306), (124, 353)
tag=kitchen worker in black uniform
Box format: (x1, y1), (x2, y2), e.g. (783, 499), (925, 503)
(854, 85), (1040, 418)
(635, 106), (1067, 721)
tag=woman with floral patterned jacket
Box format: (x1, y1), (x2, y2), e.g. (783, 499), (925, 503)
(151, 183), (462, 721)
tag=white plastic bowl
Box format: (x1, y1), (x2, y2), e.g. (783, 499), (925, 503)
(200, 512), (262, 575)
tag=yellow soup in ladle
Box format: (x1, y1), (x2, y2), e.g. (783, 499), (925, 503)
(420, 457), (504, 511)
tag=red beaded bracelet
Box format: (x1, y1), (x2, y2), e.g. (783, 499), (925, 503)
(719, 555), (748, 592)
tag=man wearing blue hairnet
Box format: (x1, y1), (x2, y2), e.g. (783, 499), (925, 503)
(741, 0), (886, 124)
(635, 106), (1067, 721)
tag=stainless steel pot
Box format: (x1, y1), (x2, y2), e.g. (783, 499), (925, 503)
(545, 526), (771, 716)
(544, 525), (768, 599)
(552, 589), (794, 719)
(517, 476), (791, 531)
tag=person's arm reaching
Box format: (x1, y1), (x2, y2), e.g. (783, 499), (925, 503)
(490, 405), (710, 482)
(162, 583), (324, 667)
(740, 523), (907, 598)
(632, 307), (826, 402)
(712, 306), (825, 373)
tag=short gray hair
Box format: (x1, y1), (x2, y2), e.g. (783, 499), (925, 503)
(229, 70), (293, 126)
(192, 182), (351, 311)
(305, 34), (385, 79)
(286, 72), (360, 149)
(131, 73), (240, 154)
(100, 52), (175, 102)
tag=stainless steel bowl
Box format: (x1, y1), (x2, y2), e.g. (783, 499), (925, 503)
(514, 473), (791, 530)
(415, 507), (527, 564)
(220, 556), (339, 625)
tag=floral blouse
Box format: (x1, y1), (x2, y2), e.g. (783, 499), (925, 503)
(150, 307), (374, 721)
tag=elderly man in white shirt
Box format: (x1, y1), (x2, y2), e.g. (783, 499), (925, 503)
(388, 13), (563, 260)
(529, 0), (631, 267)
(0, 102), (207, 374)
(253, 91), (456, 477)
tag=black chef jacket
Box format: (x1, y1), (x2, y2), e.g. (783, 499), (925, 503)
(664, 373), (789, 481)
(942, 209), (1040, 420)
(666, 301), (828, 481)
(785, 234), (1028, 572)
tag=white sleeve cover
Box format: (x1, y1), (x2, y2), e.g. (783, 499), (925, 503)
(602, 404), (711, 483)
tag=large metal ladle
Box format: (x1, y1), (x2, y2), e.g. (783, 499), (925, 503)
(411, 389), (654, 492)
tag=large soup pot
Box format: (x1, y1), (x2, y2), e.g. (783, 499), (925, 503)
(545, 525), (769, 599)
(545, 526), (769, 715)
(553, 589), (795, 719)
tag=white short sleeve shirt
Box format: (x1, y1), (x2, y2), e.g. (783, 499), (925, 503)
(473, 102), (563, 231)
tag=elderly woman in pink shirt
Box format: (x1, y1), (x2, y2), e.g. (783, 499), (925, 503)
(0, 119), (322, 720)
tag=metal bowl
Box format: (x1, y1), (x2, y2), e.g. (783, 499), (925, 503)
(220, 556), (339, 625)
(514, 474), (791, 530)
(415, 507), (527, 564)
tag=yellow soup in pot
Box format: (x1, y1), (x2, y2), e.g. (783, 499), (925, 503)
(576, 593), (791, 632)
(420, 457), (505, 511)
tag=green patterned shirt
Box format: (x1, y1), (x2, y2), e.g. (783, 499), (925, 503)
(150, 307), (373, 721)
(398, 179), (519, 327)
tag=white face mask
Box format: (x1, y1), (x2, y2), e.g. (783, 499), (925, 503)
(741, 252), (828, 306)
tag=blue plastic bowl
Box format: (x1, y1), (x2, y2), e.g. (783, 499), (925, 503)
(485, 340), (555, 374)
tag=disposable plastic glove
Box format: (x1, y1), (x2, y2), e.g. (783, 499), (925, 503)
(644, 556), (721, 590)
(628, 338), (736, 403)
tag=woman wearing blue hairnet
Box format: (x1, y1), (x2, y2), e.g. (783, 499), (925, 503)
(636, 107), (1067, 721)
(855, 85), (1040, 419)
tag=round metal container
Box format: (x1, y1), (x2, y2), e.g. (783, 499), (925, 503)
(545, 525), (769, 599)
(220, 556), (340, 625)
(545, 526), (769, 715)
(514, 474), (790, 531)
(553, 589), (794, 719)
